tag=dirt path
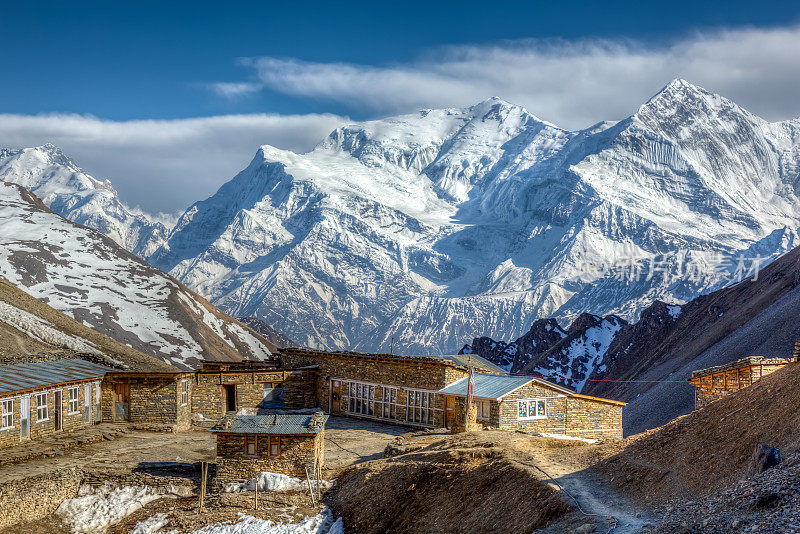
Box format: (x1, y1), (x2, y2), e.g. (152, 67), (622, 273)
(517, 442), (654, 533)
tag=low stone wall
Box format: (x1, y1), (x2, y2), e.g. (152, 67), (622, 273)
(0, 467), (82, 530)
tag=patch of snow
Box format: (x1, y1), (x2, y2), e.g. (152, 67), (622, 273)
(538, 433), (599, 444)
(56, 485), (165, 534)
(0, 301), (102, 355)
(189, 510), (342, 534)
(223, 472), (332, 493)
(666, 305), (682, 319)
(129, 513), (176, 534)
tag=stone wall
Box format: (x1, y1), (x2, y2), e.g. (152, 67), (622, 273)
(0, 467), (82, 530)
(215, 431), (323, 482)
(102, 374), (193, 431)
(284, 369), (318, 409)
(192, 371), (289, 421)
(492, 382), (624, 439)
(280, 351), (467, 428)
(0, 381), (101, 448)
(564, 397), (623, 439)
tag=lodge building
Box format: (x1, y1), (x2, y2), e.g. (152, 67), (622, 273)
(689, 355), (795, 409)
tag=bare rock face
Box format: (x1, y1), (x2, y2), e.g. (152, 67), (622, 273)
(749, 444), (781, 476)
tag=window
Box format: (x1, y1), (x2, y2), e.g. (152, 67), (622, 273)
(262, 382), (284, 407)
(1, 399), (12, 429)
(407, 389), (437, 426)
(268, 435), (280, 457)
(477, 400), (491, 421)
(36, 392), (48, 422)
(517, 398), (547, 420)
(380, 386), (398, 420)
(347, 382), (376, 416)
(68, 387), (79, 414)
(180, 380), (189, 406)
(244, 436), (281, 457)
(246, 437), (256, 455)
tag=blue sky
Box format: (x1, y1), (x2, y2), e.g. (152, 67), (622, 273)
(2, 1), (800, 212)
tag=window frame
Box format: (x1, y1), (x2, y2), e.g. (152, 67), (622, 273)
(517, 398), (548, 421)
(67, 386), (80, 414)
(1, 398), (13, 430)
(476, 399), (491, 421)
(36, 392), (49, 422)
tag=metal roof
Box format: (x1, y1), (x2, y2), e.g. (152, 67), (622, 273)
(0, 359), (118, 396)
(210, 413), (329, 435)
(438, 373), (537, 400)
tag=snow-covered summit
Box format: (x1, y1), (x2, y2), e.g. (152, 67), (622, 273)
(0, 144), (168, 257)
(149, 80), (800, 354)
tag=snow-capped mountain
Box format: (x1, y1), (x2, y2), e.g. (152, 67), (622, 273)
(0, 144), (168, 257)
(149, 80), (800, 354)
(461, 313), (627, 392)
(0, 181), (273, 370)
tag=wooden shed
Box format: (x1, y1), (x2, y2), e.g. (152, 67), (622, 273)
(688, 356), (794, 410)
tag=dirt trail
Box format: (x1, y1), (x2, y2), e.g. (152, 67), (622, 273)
(521, 448), (653, 533)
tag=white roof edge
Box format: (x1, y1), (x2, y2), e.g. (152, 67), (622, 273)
(497, 376), (575, 401)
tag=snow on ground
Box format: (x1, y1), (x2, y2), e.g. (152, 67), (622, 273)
(189, 511), (343, 534)
(538, 432), (599, 444)
(224, 472), (332, 493)
(56, 485), (165, 534)
(666, 305), (682, 319)
(129, 513), (176, 534)
(0, 301), (102, 355)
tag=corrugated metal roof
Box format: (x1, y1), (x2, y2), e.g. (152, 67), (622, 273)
(0, 359), (118, 396)
(210, 413), (329, 434)
(438, 372), (536, 400)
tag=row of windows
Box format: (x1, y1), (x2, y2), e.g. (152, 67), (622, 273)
(1, 384), (100, 428)
(244, 435), (281, 457)
(341, 380), (439, 426)
(517, 398), (547, 420)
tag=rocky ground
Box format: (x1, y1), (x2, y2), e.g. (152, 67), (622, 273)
(650, 452), (800, 533)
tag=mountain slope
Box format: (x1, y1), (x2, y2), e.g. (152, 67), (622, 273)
(0, 144), (168, 257)
(0, 181), (273, 370)
(149, 80), (800, 354)
(0, 276), (174, 371)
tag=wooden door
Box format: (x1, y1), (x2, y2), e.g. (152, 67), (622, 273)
(114, 382), (130, 421)
(330, 380), (341, 413)
(444, 395), (455, 429)
(223, 384), (236, 412)
(53, 390), (62, 431)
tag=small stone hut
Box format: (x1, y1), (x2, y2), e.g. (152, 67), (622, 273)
(689, 356), (794, 410)
(0, 359), (112, 447)
(211, 412), (328, 483)
(101, 371), (195, 431)
(279, 348), (504, 428)
(439, 372), (626, 439)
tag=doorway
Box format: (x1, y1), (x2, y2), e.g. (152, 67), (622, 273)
(223, 384), (237, 412)
(20, 396), (30, 440)
(114, 382), (130, 421)
(444, 395), (455, 429)
(54, 390), (62, 431)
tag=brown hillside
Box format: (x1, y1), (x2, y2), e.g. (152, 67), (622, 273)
(0, 276), (175, 372)
(596, 361), (800, 503)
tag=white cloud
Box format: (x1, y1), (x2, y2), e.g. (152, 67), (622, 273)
(237, 25), (800, 129)
(0, 113), (344, 213)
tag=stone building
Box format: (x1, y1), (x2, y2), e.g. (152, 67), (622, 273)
(102, 371), (195, 431)
(211, 412), (328, 483)
(279, 348), (505, 428)
(192, 361), (317, 424)
(0, 359), (111, 447)
(439, 372), (625, 439)
(689, 356), (794, 410)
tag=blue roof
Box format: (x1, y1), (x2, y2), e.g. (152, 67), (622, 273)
(438, 373), (540, 400)
(0, 359), (118, 396)
(210, 413), (328, 435)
